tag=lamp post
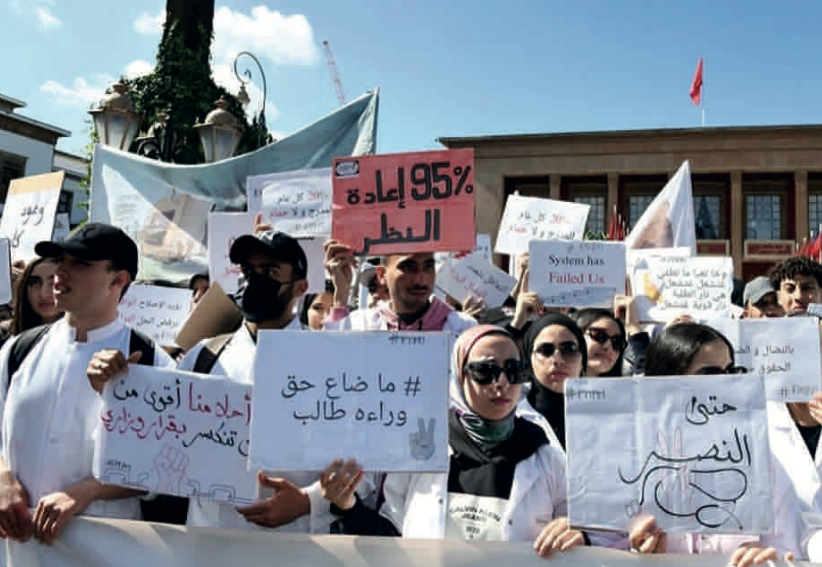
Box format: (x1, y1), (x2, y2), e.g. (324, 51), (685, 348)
(194, 97), (242, 163)
(87, 82), (140, 151)
(233, 51), (268, 147)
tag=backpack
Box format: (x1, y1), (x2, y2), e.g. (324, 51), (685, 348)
(191, 333), (234, 374)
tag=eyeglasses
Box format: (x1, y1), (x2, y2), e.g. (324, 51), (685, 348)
(696, 364), (747, 375)
(534, 341), (582, 360)
(463, 359), (529, 385)
(586, 329), (623, 351)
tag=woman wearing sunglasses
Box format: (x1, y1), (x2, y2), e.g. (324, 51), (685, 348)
(630, 322), (780, 566)
(326, 325), (584, 558)
(569, 309), (627, 377)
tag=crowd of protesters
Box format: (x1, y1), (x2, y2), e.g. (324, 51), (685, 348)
(2, 218), (822, 566)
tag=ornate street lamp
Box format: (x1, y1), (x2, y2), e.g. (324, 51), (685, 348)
(88, 82), (140, 151)
(134, 110), (178, 162)
(194, 98), (242, 163)
(233, 51), (267, 147)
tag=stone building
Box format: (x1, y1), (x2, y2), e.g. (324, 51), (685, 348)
(440, 125), (822, 278)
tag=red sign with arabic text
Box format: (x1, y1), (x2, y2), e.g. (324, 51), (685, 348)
(331, 149), (475, 255)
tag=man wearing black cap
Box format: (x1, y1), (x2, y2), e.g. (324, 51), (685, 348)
(173, 231), (339, 532)
(0, 223), (173, 547)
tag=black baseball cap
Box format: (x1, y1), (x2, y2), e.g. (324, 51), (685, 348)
(229, 231), (308, 280)
(35, 222), (139, 280)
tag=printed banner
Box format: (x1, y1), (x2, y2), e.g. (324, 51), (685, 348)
(635, 256), (733, 322)
(0, 171), (63, 262)
(436, 253), (516, 307)
(566, 374), (773, 534)
(704, 317), (822, 402)
(528, 239), (626, 308)
(93, 365), (256, 507)
(495, 195), (589, 256)
(249, 331), (449, 472)
(247, 168), (332, 237)
(331, 149), (476, 255)
(119, 284), (191, 347)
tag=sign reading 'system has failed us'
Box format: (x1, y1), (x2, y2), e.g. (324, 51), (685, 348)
(331, 150), (475, 255)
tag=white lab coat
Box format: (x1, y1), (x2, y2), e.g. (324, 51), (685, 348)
(380, 443), (566, 541)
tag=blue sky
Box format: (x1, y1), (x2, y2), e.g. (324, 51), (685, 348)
(4, 0), (822, 157)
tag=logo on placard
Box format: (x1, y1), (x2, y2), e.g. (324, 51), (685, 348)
(335, 160), (359, 177)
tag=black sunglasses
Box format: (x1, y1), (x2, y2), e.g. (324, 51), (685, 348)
(696, 364), (747, 375)
(534, 341), (582, 360)
(464, 359), (529, 385)
(586, 329), (624, 351)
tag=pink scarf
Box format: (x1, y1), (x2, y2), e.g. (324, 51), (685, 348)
(378, 296), (454, 331)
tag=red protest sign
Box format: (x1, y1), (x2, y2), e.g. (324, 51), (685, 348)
(331, 149), (475, 255)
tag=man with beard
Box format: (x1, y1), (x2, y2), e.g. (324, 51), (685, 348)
(89, 231), (340, 533)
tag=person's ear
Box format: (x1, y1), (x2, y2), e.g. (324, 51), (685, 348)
(376, 266), (387, 286)
(111, 270), (130, 294)
(294, 279), (308, 297)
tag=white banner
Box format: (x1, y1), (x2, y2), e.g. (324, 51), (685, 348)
(119, 284), (191, 347)
(566, 374), (773, 534)
(52, 212), (71, 242)
(247, 168), (332, 237)
(703, 317), (822, 402)
(249, 331), (449, 472)
(635, 256), (733, 322)
(10, 517), (806, 567)
(495, 195), (589, 256)
(436, 253), (516, 307)
(0, 171), (63, 262)
(529, 239), (626, 308)
(0, 239), (11, 305)
(93, 365), (256, 507)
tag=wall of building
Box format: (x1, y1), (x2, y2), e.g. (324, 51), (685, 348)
(0, 129), (53, 176)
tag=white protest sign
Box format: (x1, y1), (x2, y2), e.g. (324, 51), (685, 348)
(626, 247), (692, 273)
(566, 374), (773, 534)
(250, 168), (333, 237)
(495, 195), (589, 256)
(299, 237), (327, 294)
(703, 317), (822, 402)
(0, 239), (11, 304)
(636, 256), (733, 322)
(0, 171), (63, 261)
(475, 233), (491, 262)
(528, 239), (626, 308)
(52, 213), (71, 242)
(207, 212), (256, 295)
(120, 284), (191, 347)
(249, 331), (449, 472)
(436, 253), (516, 308)
(94, 365), (256, 506)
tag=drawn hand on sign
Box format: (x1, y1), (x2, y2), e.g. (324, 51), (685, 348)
(409, 418), (436, 460)
(154, 444), (189, 494)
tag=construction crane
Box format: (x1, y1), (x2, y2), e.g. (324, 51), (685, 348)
(322, 40), (346, 107)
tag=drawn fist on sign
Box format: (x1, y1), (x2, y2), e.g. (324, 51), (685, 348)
(409, 418), (436, 460)
(154, 444), (189, 494)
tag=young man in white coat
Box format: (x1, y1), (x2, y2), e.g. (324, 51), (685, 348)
(0, 223), (174, 549)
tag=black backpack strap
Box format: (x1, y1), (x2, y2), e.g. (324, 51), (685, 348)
(6, 324), (52, 388)
(192, 333), (234, 374)
(128, 329), (155, 367)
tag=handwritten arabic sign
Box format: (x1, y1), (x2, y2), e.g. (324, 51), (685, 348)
(705, 317), (822, 402)
(93, 365), (256, 506)
(566, 374), (773, 534)
(626, 247), (691, 273)
(246, 168), (332, 237)
(494, 195), (589, 256)
(207, 212), (257, 295)
(528, 239), (626, 308)
(437, 253), (516, 308)
(331, 149), (475, 255)
(0, 171), (63, 261)
(249, 331), (449, 472)
(120, 284), (191, 347)
(635, 256), (733, 322)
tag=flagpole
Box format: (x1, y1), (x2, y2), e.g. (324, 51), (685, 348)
(701, 61), (706, 127)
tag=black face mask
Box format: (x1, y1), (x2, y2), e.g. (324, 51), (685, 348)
(238, 271), (292, 323)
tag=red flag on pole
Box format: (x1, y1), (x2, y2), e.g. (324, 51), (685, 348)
(690, 58), (704, 106)
(607, 205), (617, 240)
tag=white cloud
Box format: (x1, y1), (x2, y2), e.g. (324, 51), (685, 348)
(134, 10), (163, 35)
(212, 63), (278, 123)
(40, 74), (115, 107)
(213, 6), (319, 67)
(35, 6), (61, 29)
(124, 60), (154, 78)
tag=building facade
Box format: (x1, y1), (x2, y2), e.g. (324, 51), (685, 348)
(440, 125), (822, 279)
